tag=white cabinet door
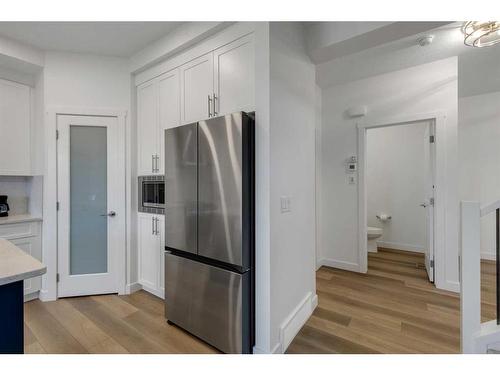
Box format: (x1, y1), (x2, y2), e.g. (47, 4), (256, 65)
(138, 213), (160, 292)
(10, 236), (41, 296)
(158, 69), (180, 175)
(214, 34), (255, 116)
(158, 215), (165, 296)
(180, 52), (214, 124)
(137, 81), (159, 175)
(0, 79), (31, 175)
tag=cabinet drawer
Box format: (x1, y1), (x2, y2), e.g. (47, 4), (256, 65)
(0, 222), (39, 239)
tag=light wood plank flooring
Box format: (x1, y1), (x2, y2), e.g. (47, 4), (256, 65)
(287, 248), (496, 354)
(24, 290), (219, 354)
(23, 248), (497, 354)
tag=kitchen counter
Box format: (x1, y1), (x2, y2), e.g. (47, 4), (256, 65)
(0, 238), (46, 354)
(0, 238), (46, 286)
(0, 214), (43, 225)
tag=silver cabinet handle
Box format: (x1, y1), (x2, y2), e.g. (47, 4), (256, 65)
(155, 217), (160, 235)
(213, 93), (218, 116)
(208, 95), (212, 117)
(152, 216), (155, 235)
(152, 154), (155, 173)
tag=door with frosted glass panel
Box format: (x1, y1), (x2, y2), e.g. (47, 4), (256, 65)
(57, 115), (124, 297)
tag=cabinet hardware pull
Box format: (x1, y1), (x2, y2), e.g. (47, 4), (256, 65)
(208, 95), (212, 117)
(152, 216), (155, 235)
(152, 154), (155, 173)
(213, 93), (218, 116)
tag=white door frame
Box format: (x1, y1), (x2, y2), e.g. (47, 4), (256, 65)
(40, 107), (128, 301)
(357, 112), (447, 287)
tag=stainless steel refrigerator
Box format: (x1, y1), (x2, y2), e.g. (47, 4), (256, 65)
(164, 111), (255, 354)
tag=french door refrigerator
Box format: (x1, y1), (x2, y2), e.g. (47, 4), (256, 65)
(164, 111), (255, 354)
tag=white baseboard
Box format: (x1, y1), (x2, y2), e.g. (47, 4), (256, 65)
(252, 344), (282, 354)
(24, 291), (39, 302)
(376, 240), (425, 253)
(141, 284), (164, 299)
(321, 258), (360, 272)
(481, 252), (496, 261)
(278, 291), (317, 353)
(38, 288), (56, 302)
(126, 282), (142, 294)
(436, 279), (460, 293)
(316, 258), (324, 270)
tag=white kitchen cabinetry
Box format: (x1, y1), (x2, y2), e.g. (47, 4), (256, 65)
(158, 70), (181, 174)
(137, 70), (180, 175)
(214, 34), (255, 116)
(0, 79), (32, 175)
(0, 219), (42, 299)
(180, 52), (214, 124)
(179, 34), (255, 125)
(137, 213), (164, 298)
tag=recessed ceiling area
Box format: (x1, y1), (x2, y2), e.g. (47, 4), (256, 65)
(0, 22), (183, 57)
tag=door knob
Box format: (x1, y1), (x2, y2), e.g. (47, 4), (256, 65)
(100, 211), (116, 217)
(420, 203), (428, 208)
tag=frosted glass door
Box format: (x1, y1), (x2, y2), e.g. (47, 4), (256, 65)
(69, 126), (108, 275)
(57, 115), (123, 298)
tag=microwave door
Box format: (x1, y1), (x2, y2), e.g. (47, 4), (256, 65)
(143, 181), (156, 207)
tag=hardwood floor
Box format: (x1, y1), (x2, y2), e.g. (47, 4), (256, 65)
(23, 248), (497, 354)
(24, 290), (218, 354)
(287, 248), (496, 354)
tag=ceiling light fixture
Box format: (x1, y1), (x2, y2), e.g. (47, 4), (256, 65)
(462, 21), (500, 47)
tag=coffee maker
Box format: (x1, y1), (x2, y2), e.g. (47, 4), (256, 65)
(0, 195), (9, 217)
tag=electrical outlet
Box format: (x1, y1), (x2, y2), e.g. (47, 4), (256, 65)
(280, 196), (292, 213)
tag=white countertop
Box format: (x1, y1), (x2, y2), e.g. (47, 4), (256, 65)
(0, 214), (43, 225)
(0, 239), (46, 286)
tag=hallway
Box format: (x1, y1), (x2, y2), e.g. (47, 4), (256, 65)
(288, 248), (495, 353)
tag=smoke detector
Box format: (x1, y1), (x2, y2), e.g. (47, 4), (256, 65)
(417, 35), (434, 46)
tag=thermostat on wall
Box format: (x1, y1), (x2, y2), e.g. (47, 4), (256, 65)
(346, 162), (357, 172)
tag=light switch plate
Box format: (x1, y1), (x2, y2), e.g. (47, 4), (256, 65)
(280, 196), (292, 213)
(348, 175), (356, 185)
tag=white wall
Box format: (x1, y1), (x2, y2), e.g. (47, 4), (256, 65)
(269, 22), (317, 353)
(41, 51), (133, 300)
(318, 57), (459, 291)
(366, 122), (428, 252)
(459, 91), (500, 260)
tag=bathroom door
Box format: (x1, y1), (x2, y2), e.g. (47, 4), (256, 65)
(57, 115), (125, 297)
(423, 122), (435, 282)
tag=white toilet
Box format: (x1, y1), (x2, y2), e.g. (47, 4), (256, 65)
(367, 226), (383, 253)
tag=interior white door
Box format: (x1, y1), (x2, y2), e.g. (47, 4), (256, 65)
(57, 115), (124, 297)
(423, 122), (435, 282)
(180, 52), (214, 124)
(137, 80), (159, 175)
(214, 34), (255, 116)
(158, 69), (181, 174)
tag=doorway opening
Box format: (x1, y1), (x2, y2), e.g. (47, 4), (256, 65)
(364, 120), (435, 282)
(56, 114), (126, 298)
(357, 114), (445, 286)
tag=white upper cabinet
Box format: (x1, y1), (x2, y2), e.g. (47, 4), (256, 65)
(137, 81), (159, 175)
(214, 34), (255, 116)
(158, 69), (180, 174)
(0, 79), (31, 175)
(180, 52), (214, 124)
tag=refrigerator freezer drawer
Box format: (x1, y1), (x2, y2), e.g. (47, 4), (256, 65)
(165, 252), (251, 353)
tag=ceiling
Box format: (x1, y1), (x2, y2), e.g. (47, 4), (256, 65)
(0, 22), (183, 57)
(315, 22), (500, 97)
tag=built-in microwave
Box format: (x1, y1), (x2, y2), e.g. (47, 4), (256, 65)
(138, 175), (164, 214)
